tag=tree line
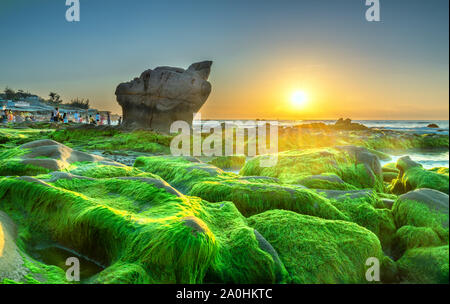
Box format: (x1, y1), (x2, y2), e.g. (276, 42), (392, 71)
(2, 87), (90, 109)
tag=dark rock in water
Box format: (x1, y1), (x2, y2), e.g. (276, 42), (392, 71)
(427, 123), (440, 128)
(335, 145), (383, 184)
(333, 118), (369, 131)
(395, 156), (422, 175)
(115, 61), (213, 132)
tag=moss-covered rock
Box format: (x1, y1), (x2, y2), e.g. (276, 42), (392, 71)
(0, 140), (124, 176)
(389, 156), (449, 194)
(247, 210), (384, 284)
(397, 246), (449, 284)
(190, 180), (347, 220)
(393, 189), (449, 233)
(0, 172), (284, 284)
(392, 226), (445, 259)
(135, 155), (347, 220)
(207, 155), (246, 170)
(240, 146), (384, 191)
(1, 211), (68, 284)
(392, 189), (449, 257)
(430, 167), (449, 175)
(49, 125), (171, 153)
(316, 189), (396, 252)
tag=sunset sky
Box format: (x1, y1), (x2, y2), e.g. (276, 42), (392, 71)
(0, 0), (448, 119)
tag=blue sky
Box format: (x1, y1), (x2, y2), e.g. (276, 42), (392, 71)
(0, 0), (448, 119)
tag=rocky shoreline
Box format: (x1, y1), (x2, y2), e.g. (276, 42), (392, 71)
(0, 122), (448, 284)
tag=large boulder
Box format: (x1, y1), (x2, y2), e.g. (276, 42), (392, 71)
(247, 210), (384, 284)
(115, 61), (213, 132)
(393, 188), (449, 230)
(397, 246), (449, 284)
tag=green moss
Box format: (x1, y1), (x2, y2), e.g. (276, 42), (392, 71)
(392, 226), (445, 259)
(390, 166), (449, 195)
(323, 191), (396, 252)
(393, 198), (449, 240)
(382, 163), (399, 173)
(49, 128), (172, 153)
(207, 155), (246, 170)
(247, 210), (384, 284)
(0, 128), (51, 148)
(68, 163), (161, 179)
(383, 172), (398, 183)
(397, 246), (449, 284)
(134, 156), (228, 193)
(240, 148), (384, 191)
(429, 167), (449, 175)
(0, 159), (51, 176)
(135, 156), (347, 221)
(190, 180), (347, 220)
(0, 175), (283, 284)
(298, 176), (359, 191)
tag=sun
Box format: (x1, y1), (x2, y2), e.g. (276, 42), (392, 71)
(291, 90), (308, 107)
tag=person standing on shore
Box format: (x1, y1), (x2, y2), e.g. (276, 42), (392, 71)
(8, 110), (14, 123)
(1, 110), (7, 124)
(118, 116), (122, 126)
(107, 112), (111, 126)
(96, 112), (100, 125)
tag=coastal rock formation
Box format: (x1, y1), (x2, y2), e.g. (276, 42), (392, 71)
(397, 245), (449, 284)
(0, 139), (124, 176)
(239, 147), (384, 191)
(388, 156), (449, 194)
(247, 210), (384, 284)
(115, 61), (213, 132)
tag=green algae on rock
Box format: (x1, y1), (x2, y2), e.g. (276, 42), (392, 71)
(247, 210), (384, 284)
(0, 139), (124, 177)
(49, 125), (172, 154)
(392, 226), (445, 259)
(0, 211), (68, 284)
(316, 189), (396, 253)
(207, 155), (246, 170)
(135, 155), (347, 220)
(0, 171), (285, 284)
(389, 156), (449, 194)
(239, 147), (384, 191)
(190, 180), (347, 220)
(392, 189), (449, 256)
(397, 245), (449, 284)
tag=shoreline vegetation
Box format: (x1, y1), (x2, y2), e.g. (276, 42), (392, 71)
(0, 118), (448, 284)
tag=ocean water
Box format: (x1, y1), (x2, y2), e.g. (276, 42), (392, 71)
(195, 119), (449, 168)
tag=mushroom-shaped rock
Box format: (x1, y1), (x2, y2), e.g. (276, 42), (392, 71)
(115, 61), (213, 132)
